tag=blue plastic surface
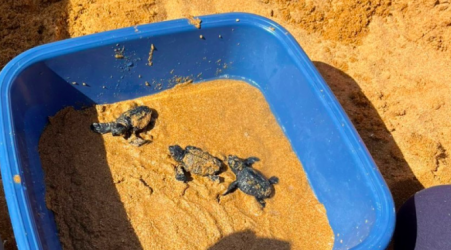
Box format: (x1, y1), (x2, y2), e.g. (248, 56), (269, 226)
(0, 13), (395, 250)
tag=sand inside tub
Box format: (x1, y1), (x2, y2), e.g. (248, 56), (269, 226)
(39, 79), (333, 250)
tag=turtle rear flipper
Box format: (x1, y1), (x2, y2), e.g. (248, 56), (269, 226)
(269, 176), (279, 185)
(175, 165), (188, 182)
(256, 197), (266, 208)
(91, 122), (115, 134)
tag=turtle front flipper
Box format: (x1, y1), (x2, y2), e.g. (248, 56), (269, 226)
(175, 165), (188, 182)
(128, 134), (150, 147)
(208, 175), (221, 183)
(244, 157), (259, 166)
(91, 122), (116, 134)
(223, 181), (238, 196)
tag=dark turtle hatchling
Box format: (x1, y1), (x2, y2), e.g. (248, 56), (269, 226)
(223, 155), (278, 208)
(91, 105), (152, 146)
(169, 145), (223, 183)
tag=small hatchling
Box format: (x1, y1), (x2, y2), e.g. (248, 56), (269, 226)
(223, 155), (278, 208)
(91, 105), (153, 146)
(169, 145), (223, 183)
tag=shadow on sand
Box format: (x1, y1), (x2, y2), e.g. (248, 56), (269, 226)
(207, 230), (290, 250)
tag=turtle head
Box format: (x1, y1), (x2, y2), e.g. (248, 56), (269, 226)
(169, 145), (185, 162)
(227, 155), (246, 174)
(111, 123), (127, 136)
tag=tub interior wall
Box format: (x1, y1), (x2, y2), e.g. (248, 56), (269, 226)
(9, 22), (378, 249)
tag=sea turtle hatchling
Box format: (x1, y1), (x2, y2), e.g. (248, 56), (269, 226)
(169, 145), (223, 183)
(91, 105), (153, 146)
(223, 155), (278, 208)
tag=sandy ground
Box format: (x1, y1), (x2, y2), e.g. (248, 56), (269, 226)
(0, 0), (450, 249)
(40, 80), (333, 250)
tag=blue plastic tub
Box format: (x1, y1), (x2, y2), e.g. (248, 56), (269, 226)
(0, 13), (394, 250)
